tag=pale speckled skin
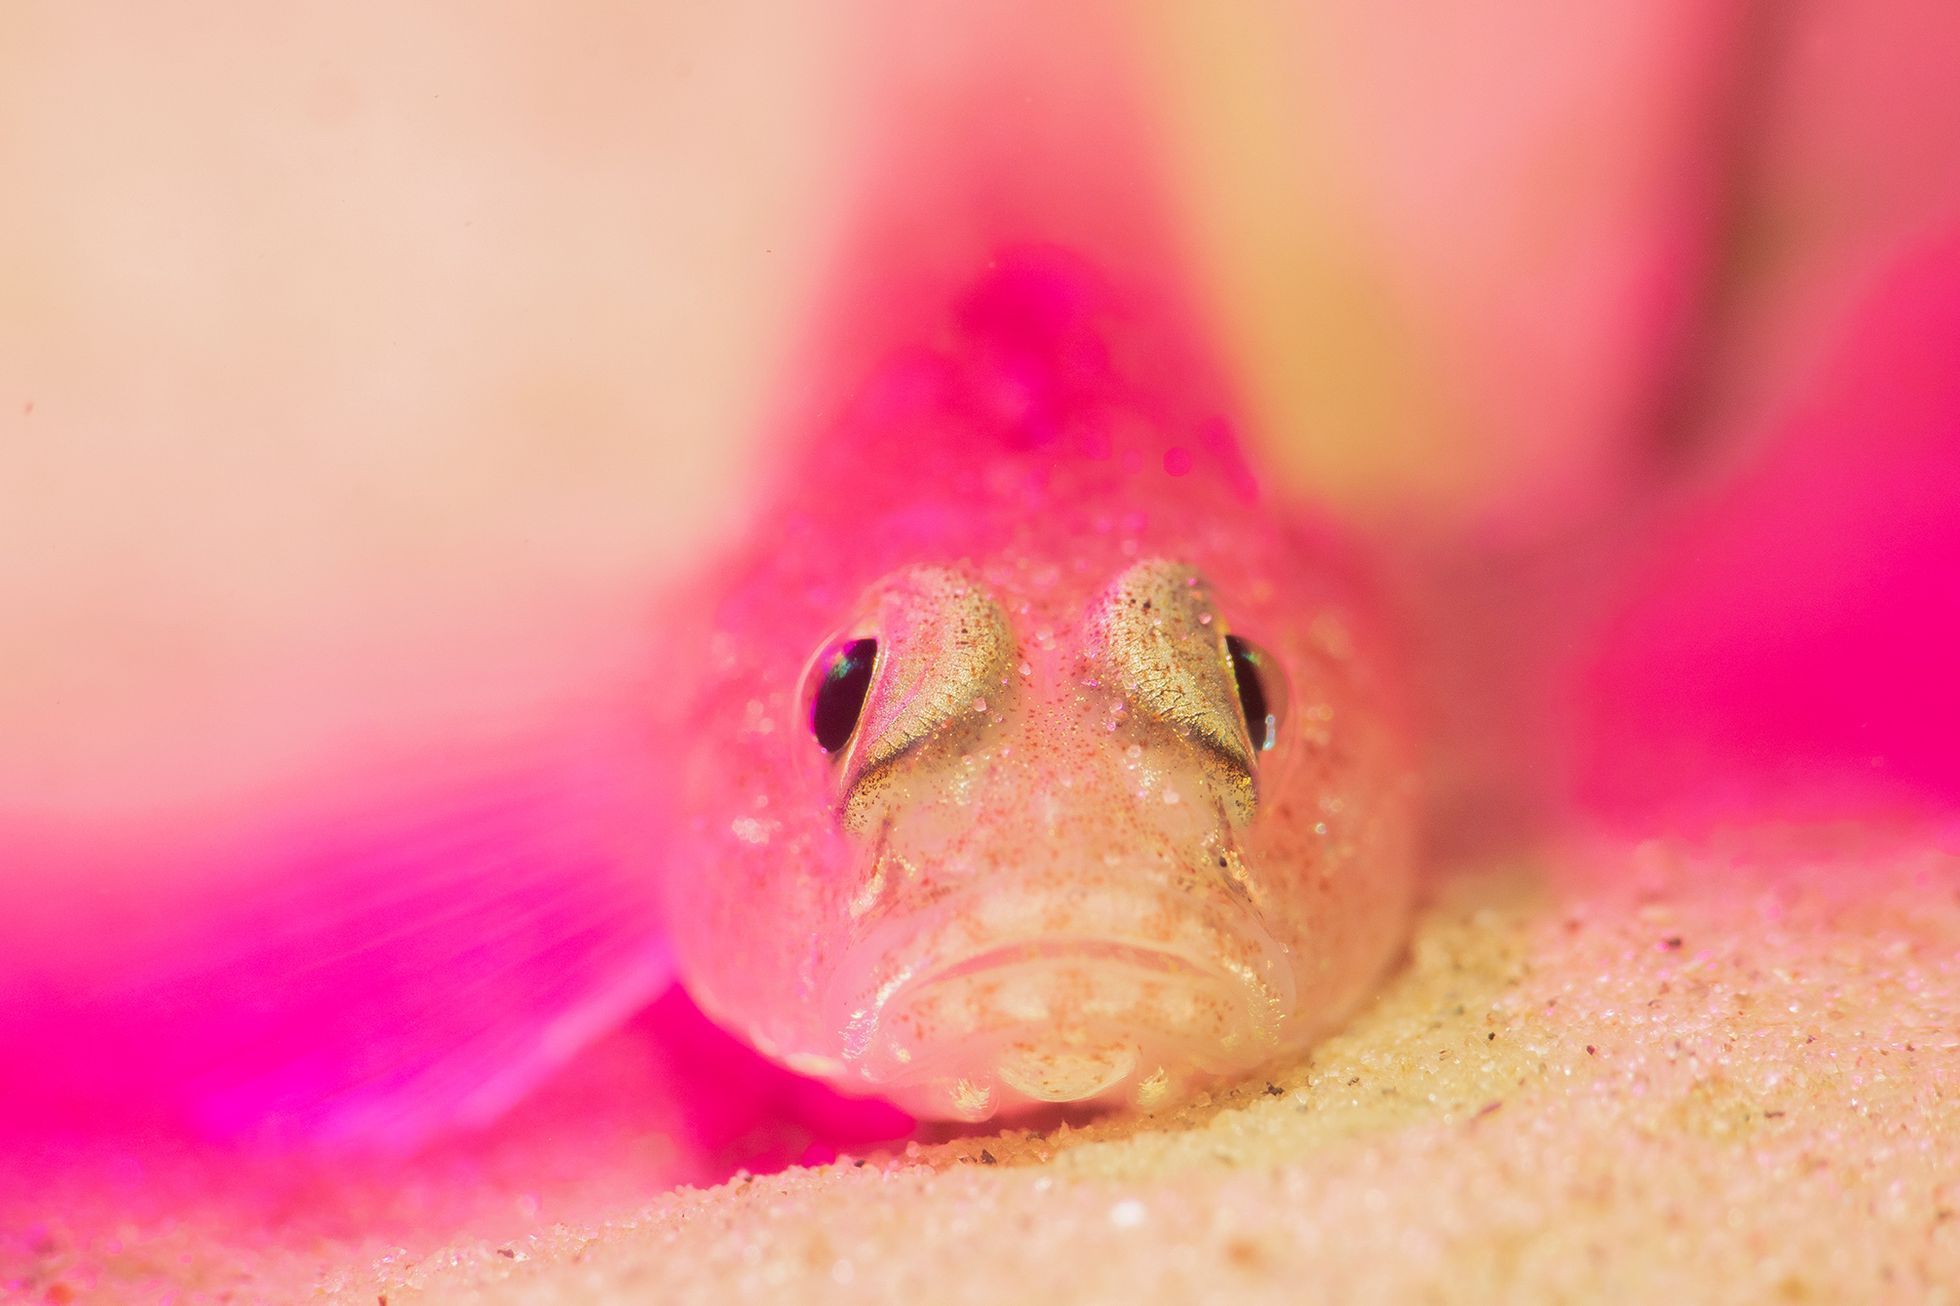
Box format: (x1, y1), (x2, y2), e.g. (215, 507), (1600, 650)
(657, 248), (1416, 1121)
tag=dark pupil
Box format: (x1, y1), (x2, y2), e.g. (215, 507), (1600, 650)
(811, 638), (877, 753)
(1225, 635), (1273, 751)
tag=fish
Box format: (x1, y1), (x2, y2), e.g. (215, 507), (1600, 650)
(654, 244), (1418, 1121)
(0, 243), (1417, 1145)
(12, 4), (1949, 1159)
(0, 0), (1426, 1152)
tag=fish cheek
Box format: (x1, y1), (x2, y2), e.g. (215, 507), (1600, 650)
(1240, 616), (1418, 1020)
(838, 720), (985, 836)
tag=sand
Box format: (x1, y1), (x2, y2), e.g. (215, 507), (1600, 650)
(8, 824), (1958, 1304)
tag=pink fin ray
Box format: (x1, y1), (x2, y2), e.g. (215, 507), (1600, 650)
(5, 723), (673, 1152)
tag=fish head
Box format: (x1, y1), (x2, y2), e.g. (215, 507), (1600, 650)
(814, 556), (1290, 1119)
(668, 529), (1413, 1122)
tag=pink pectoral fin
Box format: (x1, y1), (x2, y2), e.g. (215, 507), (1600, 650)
(5, 729), (675, 1152)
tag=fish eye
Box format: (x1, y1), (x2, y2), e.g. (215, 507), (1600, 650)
(1225, 634), (1280, 753)
(809, 637), (878, 754)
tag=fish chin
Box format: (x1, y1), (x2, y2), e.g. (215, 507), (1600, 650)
(825, 892), (1296, 1121)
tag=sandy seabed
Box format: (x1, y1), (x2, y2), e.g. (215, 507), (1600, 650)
(9, 826), (1958, 1304)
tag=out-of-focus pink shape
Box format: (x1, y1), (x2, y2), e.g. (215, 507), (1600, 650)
(1575, 234), (1960, 822)
(0, 724), (675, 1153)
(631, 988), (913, 1174)
(1692, 1), (1960, 460)
(1146, 3), (1960, 566)
(1141, 2), (1762, 533)
(0, 986), (911, 1300)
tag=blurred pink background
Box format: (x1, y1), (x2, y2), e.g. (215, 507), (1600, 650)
(5, 0), (1958, 829)
(1, 0), (1957, 1243)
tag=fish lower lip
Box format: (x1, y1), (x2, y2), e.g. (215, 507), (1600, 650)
(910, 939), (1213, 995)
(826, 893), (1294, 1114)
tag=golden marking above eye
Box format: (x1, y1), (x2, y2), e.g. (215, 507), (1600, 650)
(830, 565), (1016, 833)
(1090, 558), (1258, 815)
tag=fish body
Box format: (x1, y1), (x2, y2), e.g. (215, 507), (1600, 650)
(656, 246), (1416, 1121)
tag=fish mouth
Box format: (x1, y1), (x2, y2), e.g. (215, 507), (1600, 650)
(825, 886), (1296, 1121)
